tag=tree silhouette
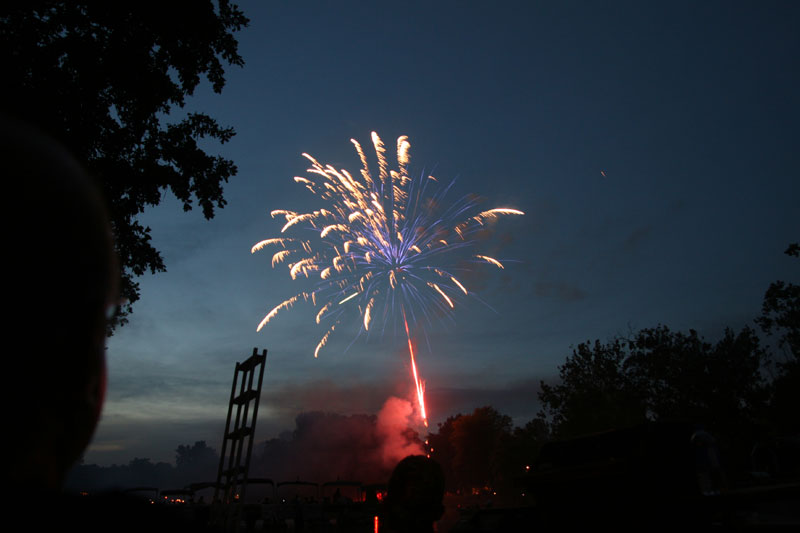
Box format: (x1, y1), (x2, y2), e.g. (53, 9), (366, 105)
(426, 408), (552, 492)
(538, 337), (648, 439)
(175, 440), (219, 484)
(504, 418), (549, 480)
(428, 407), (519, 492)
(427, 414), (459, 490)
(538, 325), (770, 477)
(756, 242), (799, 435)
(757, 242), (799, 360)
(125, 457), (175, 488)
(0, 2), (249, 329)
(626, 326), (768, 430)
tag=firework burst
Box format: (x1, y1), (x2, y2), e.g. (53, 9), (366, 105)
(253, 132), (523, 425)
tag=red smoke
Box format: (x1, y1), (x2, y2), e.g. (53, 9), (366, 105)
(253, 396), (424, 484)
(376, 396), (425, 467)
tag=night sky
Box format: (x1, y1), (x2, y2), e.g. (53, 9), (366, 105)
(86, 1), (798, 466)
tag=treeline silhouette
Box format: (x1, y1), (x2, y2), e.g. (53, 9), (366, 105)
(69, 244), (797, 496)
(252, 406), (423, 485)
(432, 244), (798, 493)
(67, 441), (219, 493)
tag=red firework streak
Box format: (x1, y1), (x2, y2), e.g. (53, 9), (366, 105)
(402, 306), (428, 427)
(253, 134), (524, 431)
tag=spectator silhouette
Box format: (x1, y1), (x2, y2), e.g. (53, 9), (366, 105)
(382, 455), (445, 533)
(2, 117), (221, 532)
(3, 115), (117, 492)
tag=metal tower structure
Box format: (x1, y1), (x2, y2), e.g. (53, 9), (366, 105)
(214, 347), (267, 530)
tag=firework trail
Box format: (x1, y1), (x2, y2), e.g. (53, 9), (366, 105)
(253, 133), (523, 426)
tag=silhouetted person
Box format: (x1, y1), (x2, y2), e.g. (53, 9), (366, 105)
(3, 115), (116, 492)
(1, 118), (215, 531)
(382, 455), (445, 533)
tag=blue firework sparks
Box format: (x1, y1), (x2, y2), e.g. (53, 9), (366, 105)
(252, 132), (523, 358)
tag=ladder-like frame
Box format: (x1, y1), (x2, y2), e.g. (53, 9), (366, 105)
(214, 347), (267, 529)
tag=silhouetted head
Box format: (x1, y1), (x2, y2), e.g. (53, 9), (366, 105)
(3, 115), (117, 489)
(383, 455), (445, 533)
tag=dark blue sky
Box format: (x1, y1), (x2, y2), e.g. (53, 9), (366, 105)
(87, 1), (798, 465)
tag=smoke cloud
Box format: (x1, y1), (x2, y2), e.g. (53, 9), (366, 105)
(252, 396), (424, 484)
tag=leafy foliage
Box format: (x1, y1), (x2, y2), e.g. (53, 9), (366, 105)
(428, 407), (547, 492)
(450, 407), (513, 490)
(0, 2), (249, 329)
(538, 325), (770, 458)
(538, 337), (647, 438)
(175, 440), (218, 482)
(756, 242), (799, 434)
(756, 243), (800, 361)
(67, 442), (219, 491)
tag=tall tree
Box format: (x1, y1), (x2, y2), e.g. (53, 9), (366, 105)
(175, 440), (219, 485)
(756, 242), (799, 435)
(0, 2), (249, 329)
(428, 409), (548, 492)
(626, 326), (768, 429)
(538, 337), (647, 439)
(504, 418), (550, 479)
(756, 243), (799, 361)
(539, 325), (770, 459)
(427, 414), (460, 490)
(449, 407), (513, 491)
